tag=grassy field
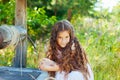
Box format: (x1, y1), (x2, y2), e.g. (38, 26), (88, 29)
(0, 18), (120, 80)
(73, 17), (120, 80)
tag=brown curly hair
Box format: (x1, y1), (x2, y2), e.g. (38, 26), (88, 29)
(47, 20), (89, 80)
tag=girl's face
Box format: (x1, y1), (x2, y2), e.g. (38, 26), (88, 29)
(57, 31), (70, 48)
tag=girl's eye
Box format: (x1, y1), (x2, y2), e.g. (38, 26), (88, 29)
(66, 36), (69, 38)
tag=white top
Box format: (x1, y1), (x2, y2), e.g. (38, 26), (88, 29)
(55, 64), (94, 80)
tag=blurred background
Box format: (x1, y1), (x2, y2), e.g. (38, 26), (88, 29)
(0, 0), (120, 80)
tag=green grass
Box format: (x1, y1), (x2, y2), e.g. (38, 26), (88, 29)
(0, 18), (120, 80)
(72, 17), (120, 80)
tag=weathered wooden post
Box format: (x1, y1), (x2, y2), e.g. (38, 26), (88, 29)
(0, 0), (49, 79)
(13, 0), (27, 67)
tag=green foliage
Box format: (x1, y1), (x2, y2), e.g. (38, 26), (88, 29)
(0, 0), (15, 24)
(0, 0), (120, 80)
(112, 3), (120, 23)
(71, 14), (120, 80)
(0, 48), (14, 66)
(27, 0), (97, 20)
(27, 7), (57, 40)
(0, 0), (57, 40)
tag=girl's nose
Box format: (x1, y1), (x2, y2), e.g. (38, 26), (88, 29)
(62, 38), (66, 43)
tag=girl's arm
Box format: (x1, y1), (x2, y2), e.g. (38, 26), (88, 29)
(39, 58), (60, 71)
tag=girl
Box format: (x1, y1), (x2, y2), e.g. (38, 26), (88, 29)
(39, 20), (94, 80)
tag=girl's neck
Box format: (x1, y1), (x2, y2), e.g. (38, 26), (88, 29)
(57, 44), (65, 52)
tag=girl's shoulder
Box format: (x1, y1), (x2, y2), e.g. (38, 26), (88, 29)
(68, 63), (94, 80)
(55, 63), (94, 80)
(55, 71), (84, 80)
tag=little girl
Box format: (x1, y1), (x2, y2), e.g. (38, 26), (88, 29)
(39, 20), (94, 80)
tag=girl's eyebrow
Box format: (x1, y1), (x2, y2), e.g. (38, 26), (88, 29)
(57, 36), (61, 38)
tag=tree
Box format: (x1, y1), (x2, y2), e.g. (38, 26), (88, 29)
(27, 0), (97, 20)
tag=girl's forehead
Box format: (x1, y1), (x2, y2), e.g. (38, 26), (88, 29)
(57, 30), (70, 35)
(55, 22), (72, 31)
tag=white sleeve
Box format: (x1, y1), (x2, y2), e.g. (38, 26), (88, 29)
(68, 64), (94, 80)
(55, 71), (66, 80)
(68, 71), (84, 80)
(55, 64), (94, 80)
(87, 64), (94, 80)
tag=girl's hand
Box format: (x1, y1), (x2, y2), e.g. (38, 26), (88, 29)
(39, 58), (59, 71)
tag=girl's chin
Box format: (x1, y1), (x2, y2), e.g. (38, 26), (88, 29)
(60, 45), (66, 48)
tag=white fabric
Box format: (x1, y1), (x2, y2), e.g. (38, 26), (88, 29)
(55, 64), (94, 80)
(87, 64), (94, 80)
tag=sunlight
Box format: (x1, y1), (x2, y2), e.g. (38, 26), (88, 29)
(101, 0), (119, 12)
(94, 0), (119, 12)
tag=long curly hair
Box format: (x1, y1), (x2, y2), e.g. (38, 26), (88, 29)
(47, 20), (89, 80)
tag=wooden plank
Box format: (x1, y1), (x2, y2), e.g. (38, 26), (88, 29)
(13, 0), (27, 67)
(15, 0), (27, 27)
